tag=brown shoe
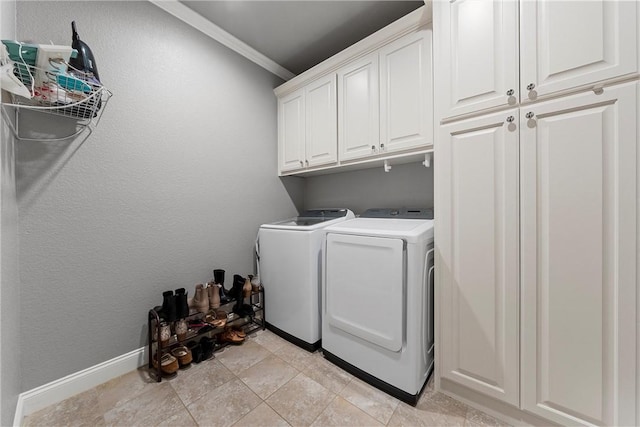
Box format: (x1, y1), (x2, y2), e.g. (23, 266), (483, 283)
(207, 282), (220, 309)
(191, 283), (209, 314)
(221, 328), (244, 344)
(230, 325), (246, 338)
(171, 345), (193, 368)
(153, 352), (179, 375)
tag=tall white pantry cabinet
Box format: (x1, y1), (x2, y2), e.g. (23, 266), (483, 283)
(433, 1), (639, 426)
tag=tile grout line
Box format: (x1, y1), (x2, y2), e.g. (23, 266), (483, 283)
(310, 393), (340, 426)
(231, 338), (300, 426)
(167, 379), (200, 427)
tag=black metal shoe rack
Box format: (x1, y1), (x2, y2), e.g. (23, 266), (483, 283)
(147, 288), (265, 382)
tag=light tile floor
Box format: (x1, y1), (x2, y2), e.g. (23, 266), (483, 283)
(23, 329), (510, 427)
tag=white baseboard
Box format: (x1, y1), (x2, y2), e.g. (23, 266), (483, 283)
(13, 346), (147, 426)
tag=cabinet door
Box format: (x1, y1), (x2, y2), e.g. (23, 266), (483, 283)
(338, 53), (379, 161)
(520, 83), (637, 426)
(306, 74), (337, 168)
(520, 0), (638, 101)
(278, 89), (305, 173)
(379, 29), (433, 153)
(438, 109), (520, 406)
(434, 0), (519, 120)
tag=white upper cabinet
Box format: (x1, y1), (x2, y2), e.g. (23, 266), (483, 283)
(379, 29), (433, 154)
(438, 109), (520, 406)
(338, 53), (380, 162)
(520, 0), (638, 101)
(306, 74), (338, 168)
(278, 89), (305, 173)
(278, 76), (338, 174)
(339, 29), (434, 163)
(435, 0), (519, 119)
(275, 6), (433, 175)
(520, 83), (637, 426)
(435, 0), (638, 120)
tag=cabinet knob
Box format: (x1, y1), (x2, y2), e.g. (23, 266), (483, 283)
(380, 143), (385, 150)
(305, 160), (309, 166)
(525, 112), (537, 128)
(299, 161), (304, 167)
(526, 83), (535, 91)
(506, 116), (515, 123)
(371, 145), (376, 151)
(506, 89), (514, 96)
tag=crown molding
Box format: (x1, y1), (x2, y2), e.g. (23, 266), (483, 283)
(149, 0), (296, 81)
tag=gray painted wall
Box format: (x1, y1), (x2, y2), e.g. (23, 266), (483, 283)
(16, 1), (303, 390)
(1, 0), (21, 424)
(12, 0), (432, 397)
(304, 162), (433, 215)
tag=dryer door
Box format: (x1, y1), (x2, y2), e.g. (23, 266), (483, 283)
(325, 233), (405, 352)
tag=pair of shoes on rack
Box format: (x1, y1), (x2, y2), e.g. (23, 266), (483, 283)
(157, 288), (190, 322)
(190, 282), (227, 314)
(171, 345), (192, 369)
(186, 337), (214, 363)
(204, 309), (227, 328)
(153, 352), (179, 377)
(220, 326), (245, 344)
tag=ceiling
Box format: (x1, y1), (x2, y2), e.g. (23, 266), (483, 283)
(180, 1), (425, 76)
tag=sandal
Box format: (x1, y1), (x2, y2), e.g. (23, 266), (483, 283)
(204, 311), (227, 328)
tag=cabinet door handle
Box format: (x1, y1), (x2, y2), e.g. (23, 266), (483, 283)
(525, 112), (534, 119)
(526, 83), (535, 91)
(506, 89), (514, 96)
(506, 116), (515, 123)
(380, 143), (385, 151)
(305, 160), (309, 166)
(299, 160), (304, 167)
(371, 145), (376, 152)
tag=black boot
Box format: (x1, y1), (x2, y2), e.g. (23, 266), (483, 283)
(187, 341), (202, 363)
(230, 274), (245, 301)
(162, 290), (177, 322)
(231, 274), (246, 312)
(213, 269), (230, 303)
(174, 288), (189, 319)
(200, 336), (215, 360)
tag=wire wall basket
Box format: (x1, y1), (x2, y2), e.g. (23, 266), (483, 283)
(1, 60), (112, 141)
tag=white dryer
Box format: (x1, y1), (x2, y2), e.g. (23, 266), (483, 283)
(322, 208), (434, 404)
(258, 208), (355, 351)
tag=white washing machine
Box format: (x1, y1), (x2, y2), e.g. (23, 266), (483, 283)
(257, 208), (355, 351)
(322, 208), (435, 404)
